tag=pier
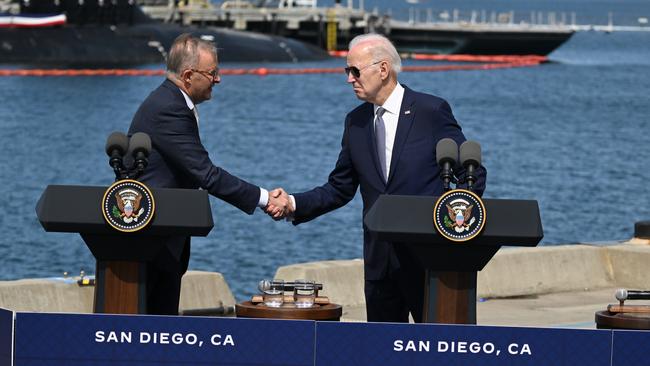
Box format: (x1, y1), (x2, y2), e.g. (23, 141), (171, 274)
(135, 0), (575, 54)
(138, 0), (648, 32)
(137, 0), (650, 54)
(2, 229), (650, 364)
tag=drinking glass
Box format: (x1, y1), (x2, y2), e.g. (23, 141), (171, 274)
(259, 279), (285, 307)
(293, 279), (316, 308)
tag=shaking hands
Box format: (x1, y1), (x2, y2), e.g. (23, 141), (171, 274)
(265, 188), (294, 220)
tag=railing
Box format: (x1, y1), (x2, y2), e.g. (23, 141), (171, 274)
(136, 1), (650, 34)
(405, 7), (578, 27)
(140, 2), (369, 28)
(402, 7), (650, 31)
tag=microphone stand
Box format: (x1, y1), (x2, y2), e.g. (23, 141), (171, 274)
(131, 153), (148, 180)
(441, 161), (454, 192)
(465, 164), (476, 192)
(108, 152), (127, 181)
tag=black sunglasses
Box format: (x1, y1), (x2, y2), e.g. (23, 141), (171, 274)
(344, 60), (382, 78)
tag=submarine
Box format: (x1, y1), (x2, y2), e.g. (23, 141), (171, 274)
(0, 0), (329, 68)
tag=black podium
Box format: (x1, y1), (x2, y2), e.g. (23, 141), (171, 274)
(36, 185), (213, 314)
(364, 194), (543, 324)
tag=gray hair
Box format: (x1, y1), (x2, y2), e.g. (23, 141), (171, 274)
(166, 33), (217, 75)
(348, 33), (402, 74)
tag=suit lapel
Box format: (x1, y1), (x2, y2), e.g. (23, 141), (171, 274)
(387, 87), (416, 186)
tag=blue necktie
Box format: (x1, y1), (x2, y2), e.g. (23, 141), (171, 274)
(375, 107), (387, 182)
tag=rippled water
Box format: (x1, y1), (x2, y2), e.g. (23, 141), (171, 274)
(1, 8), (649, 300)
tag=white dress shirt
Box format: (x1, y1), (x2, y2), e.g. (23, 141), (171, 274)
(179, 88), (199, 127)
(179, 87), (269, 208)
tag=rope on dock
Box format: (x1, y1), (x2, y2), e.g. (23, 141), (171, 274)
(0, 54), (546, 77)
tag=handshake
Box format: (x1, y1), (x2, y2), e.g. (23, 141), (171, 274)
(264, 188), (295, 220)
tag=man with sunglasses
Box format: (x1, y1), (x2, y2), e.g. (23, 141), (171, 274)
(270, 33), (486, 323)
(128, 33), (290, 315)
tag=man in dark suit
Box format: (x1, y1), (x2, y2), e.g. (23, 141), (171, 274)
(129, 33), (289, 315)
(270, 34), (486, 323)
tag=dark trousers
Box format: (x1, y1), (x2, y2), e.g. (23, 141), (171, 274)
(364, 267), (424, 323)
(146, 238), (190, 315)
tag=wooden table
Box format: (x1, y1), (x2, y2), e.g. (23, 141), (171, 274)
(595, 310), (650, 330)
(236, 301), (342, 321)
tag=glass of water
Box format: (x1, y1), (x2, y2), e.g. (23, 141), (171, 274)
(293, 279), (316, 308)
(259, 279), (284, 307)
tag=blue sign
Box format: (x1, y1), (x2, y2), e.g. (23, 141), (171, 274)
(0, 308), (12, 366)
(612, 329), (650, 366)
(315, 322), (612, 366)
(14, 312), (315, 366)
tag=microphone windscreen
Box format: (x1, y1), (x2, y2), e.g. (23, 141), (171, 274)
(436, 138), (458, 165)
(129, 132), (152, 157)
(460, 140), (481, 167)
(105, 132), (129, 156)
(615, 288), (628, 301)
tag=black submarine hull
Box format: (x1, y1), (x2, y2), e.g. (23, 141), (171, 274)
(387, 26), (574, 56)
(0, 23), (329, 68)
(220, 17), (573, 56)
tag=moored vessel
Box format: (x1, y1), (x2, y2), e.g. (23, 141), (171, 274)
(140, 0), (575, 55)
(0, 0), (329, 67)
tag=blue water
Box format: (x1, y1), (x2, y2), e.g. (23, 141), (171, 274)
(1, 0), (650, 301)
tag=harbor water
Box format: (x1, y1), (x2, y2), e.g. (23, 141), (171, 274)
(1, 0), (649, 300)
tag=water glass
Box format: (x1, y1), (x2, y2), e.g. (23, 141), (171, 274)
(259, 279), (285, 307)
(293, 279), (316, 308)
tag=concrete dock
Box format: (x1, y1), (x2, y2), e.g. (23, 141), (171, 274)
(0, 271), (237, 316)
(276, 240), (650, 327)
(1, 239), (650, 329)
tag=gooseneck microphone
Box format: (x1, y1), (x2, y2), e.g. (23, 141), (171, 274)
(105, 132), (129, 180)
(128, 132), (151, 179)
(436, 138), (458, 191)
(460, 141), (481, 192)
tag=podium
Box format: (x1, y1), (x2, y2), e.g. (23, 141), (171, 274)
(36, 185), (213, 314)
(364, 194), (543, 324)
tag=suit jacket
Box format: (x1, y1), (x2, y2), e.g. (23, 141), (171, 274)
(128, 79), (260, 270)
(293, 86), (487, 280)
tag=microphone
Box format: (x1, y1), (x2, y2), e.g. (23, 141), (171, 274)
(460, 141), (481, 192)
(128, 132), (151, 179)
(436, 138), (458, 191)
(105, 132), (129, 180)
(615, 289), (650, 301)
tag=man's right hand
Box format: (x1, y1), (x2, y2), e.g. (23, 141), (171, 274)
(265, 187), (294, 220)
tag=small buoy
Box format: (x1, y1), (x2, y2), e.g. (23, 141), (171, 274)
(256, 67), (269, 76)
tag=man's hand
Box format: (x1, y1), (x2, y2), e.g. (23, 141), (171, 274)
(265, 187), (294, 220)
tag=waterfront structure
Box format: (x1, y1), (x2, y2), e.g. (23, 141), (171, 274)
(2, 239), (650, 325)
(141, 0), (575, 55)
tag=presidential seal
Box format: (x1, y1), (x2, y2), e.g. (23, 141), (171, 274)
(433, 189), (486, 242)
(102, 179), (155, 232)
